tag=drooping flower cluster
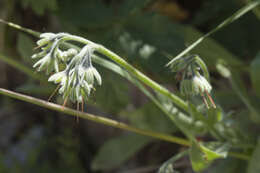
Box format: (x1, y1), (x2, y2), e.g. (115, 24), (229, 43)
(32, 33), (102, 103)
(170, 55), (216, 108)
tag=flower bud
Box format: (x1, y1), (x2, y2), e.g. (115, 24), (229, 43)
(192, 75), (212, 94)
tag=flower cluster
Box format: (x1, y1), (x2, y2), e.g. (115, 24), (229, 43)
(32, 33), (102, 103)
(170, 55), (216, 108)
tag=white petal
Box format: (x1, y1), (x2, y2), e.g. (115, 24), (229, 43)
(37, 38), (49, 46)
(85, 68), (94, 84)
(54, 59), (59, 72)
(82, 81), (91, 95)
(31, 51), (46, 59)
(33, 58), (45, 68)
(40, 33), (55, 39)
(92, 67), (102, 85)
(78, 66), (85, 77)
(48, 72), (65, 83)
(67, 48), (78, 56)
(75, 85), (81, 100)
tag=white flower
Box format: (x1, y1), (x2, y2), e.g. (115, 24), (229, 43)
(31, 51), (46, 59)
(191, 74), (216, 108)
(192, 75), (212, 94)
(37, 33), (56, 47)
(79, 65), (102, 86)
(32, 53), (59, 73)
(33, 35), (102, 103)
(48, 71), (67, 84)
(33, 53), (51, 71)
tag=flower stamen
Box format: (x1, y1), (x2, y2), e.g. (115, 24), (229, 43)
(48, 85), (60, 102)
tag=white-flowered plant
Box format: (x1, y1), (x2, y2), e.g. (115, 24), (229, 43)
(32, 32), (102, 103)
(170, 54), (216, 108)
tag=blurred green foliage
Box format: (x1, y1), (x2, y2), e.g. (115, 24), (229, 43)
(0, 0), (260, 172)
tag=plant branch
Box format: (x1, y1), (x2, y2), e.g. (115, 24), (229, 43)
(0, 88), (251, 161)
(0, 19), (40, 37)
(96, 47), (189, 111)
(0, 87), (189, 146)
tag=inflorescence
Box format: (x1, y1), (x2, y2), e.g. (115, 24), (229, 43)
(170, 54), (216, 109)
(32, 33), (215, 109)
(32, 33), (102, 104)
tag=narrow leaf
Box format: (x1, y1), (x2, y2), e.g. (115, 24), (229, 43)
(166, 0), (260, 66)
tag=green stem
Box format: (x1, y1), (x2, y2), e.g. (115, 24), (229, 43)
(0, 20), (189, 114)
(0, 53), (47, 82)
(0, 19), (40, 37)
(228, 151), (251, 161)
(0, 87), (189, 146)
(166, 0), (260, 66)
(64, 37), (223, 141)
(96, 46), (188, 111)
(60, 34), (188, 112)
(0, 88), (251, 161)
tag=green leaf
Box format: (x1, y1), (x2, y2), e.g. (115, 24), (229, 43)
(189, 141), (211, 172)
(158, 150), (188, 173)
(91, 134), (151, 171)
(250, 51), (260, 98)
(200, 142), (231, 161)
(189, 141), (231, 172)
(247, 140), (260, 173)
(17, 33), (34, 62)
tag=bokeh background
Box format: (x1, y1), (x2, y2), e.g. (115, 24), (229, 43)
(0, 0), (260, 172)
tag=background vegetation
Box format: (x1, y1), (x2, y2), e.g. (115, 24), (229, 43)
(0, 0), (260, 172)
